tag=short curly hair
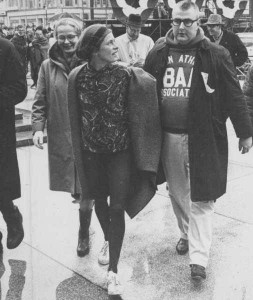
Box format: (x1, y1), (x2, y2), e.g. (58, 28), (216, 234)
(54, 18), (82, 38)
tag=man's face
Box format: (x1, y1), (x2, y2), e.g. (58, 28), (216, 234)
(35, 30), (44, 39)
(126, 25), (141, 41)
(172, 7), (199, 45)
(18, 26), (25, 36)
(207, 24), (221, 37)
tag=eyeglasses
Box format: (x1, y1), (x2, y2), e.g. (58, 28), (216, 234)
(128, 26), (141, 33)
(57, 34), (77, 42)
(172, 18), (198, 27)
(207, 24), (219, 28)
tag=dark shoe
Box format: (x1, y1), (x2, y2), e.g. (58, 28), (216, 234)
(176, 238), (189, 255)
(77, 209), (92, 257)
(3, 206), (24, 249)
(190, 264), (206, 280)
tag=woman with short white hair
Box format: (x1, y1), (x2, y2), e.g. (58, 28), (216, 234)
(32, 18), (94, 257)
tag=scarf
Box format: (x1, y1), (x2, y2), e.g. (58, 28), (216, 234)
(49, 42), (83, 74)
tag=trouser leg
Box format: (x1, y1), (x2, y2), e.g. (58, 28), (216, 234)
(189, 201), (215, 267)
(161, 132), (190, 240)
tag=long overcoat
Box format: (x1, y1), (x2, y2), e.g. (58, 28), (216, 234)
(0, 37), (27, 202)
(31, 44), (81, 194)
(144, 37), (253, 202)
(67, 65), (162, 218)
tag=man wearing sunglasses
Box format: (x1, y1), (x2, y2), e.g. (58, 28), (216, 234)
(116, 14), (154, 67)
(144, 0), (252, 281)
(205, 14), (248, 67)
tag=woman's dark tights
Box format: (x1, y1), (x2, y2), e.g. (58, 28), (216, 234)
(82, 150), (131, 274)
(95, 201), (125, 273)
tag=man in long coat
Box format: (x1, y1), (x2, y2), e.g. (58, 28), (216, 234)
(0, 37), (27, 252)
(144, 0), (253, 280)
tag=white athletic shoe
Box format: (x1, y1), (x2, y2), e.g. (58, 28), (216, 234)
(98, 241), (109, 265)
(107, 271), (123, 295)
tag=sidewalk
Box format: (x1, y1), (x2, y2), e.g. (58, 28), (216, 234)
(4, 80), (253, 299)
(0, 124), (251, 300)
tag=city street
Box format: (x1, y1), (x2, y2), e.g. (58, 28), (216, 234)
(1, 84), (253, 300)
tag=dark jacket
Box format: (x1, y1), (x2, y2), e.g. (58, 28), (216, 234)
(67, 64), (162, 218)
(243, 65), (253, 123)
(11, 34), (28, 73)
(0, 37), (27, 201)
(208, 29), (248, 67)
(144, 36), (253, 202)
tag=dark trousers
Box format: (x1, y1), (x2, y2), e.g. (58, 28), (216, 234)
(82, 150), (132, 273)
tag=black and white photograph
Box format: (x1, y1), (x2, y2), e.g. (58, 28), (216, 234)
(0, 0), (253, 299)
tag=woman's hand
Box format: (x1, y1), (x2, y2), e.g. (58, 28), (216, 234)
(33, 131), (44, 149)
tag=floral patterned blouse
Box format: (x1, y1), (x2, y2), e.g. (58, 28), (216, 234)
(76, 63), (131, 153)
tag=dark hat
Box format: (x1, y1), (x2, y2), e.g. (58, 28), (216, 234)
(76, 24), (111, 60)
(126, 14), (143, 27)
(205, 14), (224, 25)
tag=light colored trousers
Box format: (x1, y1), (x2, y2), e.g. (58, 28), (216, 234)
(161, 132), (215, 267)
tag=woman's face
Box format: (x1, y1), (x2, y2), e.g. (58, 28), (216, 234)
(56, 24), (79, 55)
(95, 33), (119, 66)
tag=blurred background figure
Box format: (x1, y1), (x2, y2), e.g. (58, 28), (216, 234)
(116, 14), (154, 67)
(10, 24), (28, 74)
(28, 26), (50, 88)
(31, 18), (94, 258)
(205, 14), (248, 68)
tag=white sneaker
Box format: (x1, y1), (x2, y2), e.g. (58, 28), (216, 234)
(98, 241), (109, 265)
(107, 271), (123, 295)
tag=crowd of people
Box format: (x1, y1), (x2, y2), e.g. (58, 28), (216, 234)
(0, 24), (53, 88)
(1, 0), (253, 296)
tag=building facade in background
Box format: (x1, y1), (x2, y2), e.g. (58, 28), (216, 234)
(0, 0), (113, 28)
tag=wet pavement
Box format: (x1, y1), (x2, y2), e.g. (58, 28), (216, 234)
(3, 81), (253, 300)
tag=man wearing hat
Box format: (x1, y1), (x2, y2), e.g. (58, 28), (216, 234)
(115, 14), (154, 67)
(205, 14), (248, 67)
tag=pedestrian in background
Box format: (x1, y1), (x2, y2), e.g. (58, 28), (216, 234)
(0, 36), (27, 253)
(67, 24), (161, 295)
(28, 26), (50, 88)
(115, 14), (154, 67)
(144, 0), (252, 281)
(31, 18), (93, 258)
(205, 14), (248, 68)
(11, 24), (28, 74)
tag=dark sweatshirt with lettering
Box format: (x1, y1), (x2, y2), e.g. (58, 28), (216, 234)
(161, 28), (205, 132)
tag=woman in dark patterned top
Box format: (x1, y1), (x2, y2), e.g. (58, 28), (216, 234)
(68, 24), (162, 296)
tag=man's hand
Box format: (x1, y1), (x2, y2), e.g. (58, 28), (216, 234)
(239, 137), (252, 154)
(33, 131), (44, 149)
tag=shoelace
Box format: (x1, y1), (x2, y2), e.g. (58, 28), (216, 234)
(100, 242), (108, 255)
